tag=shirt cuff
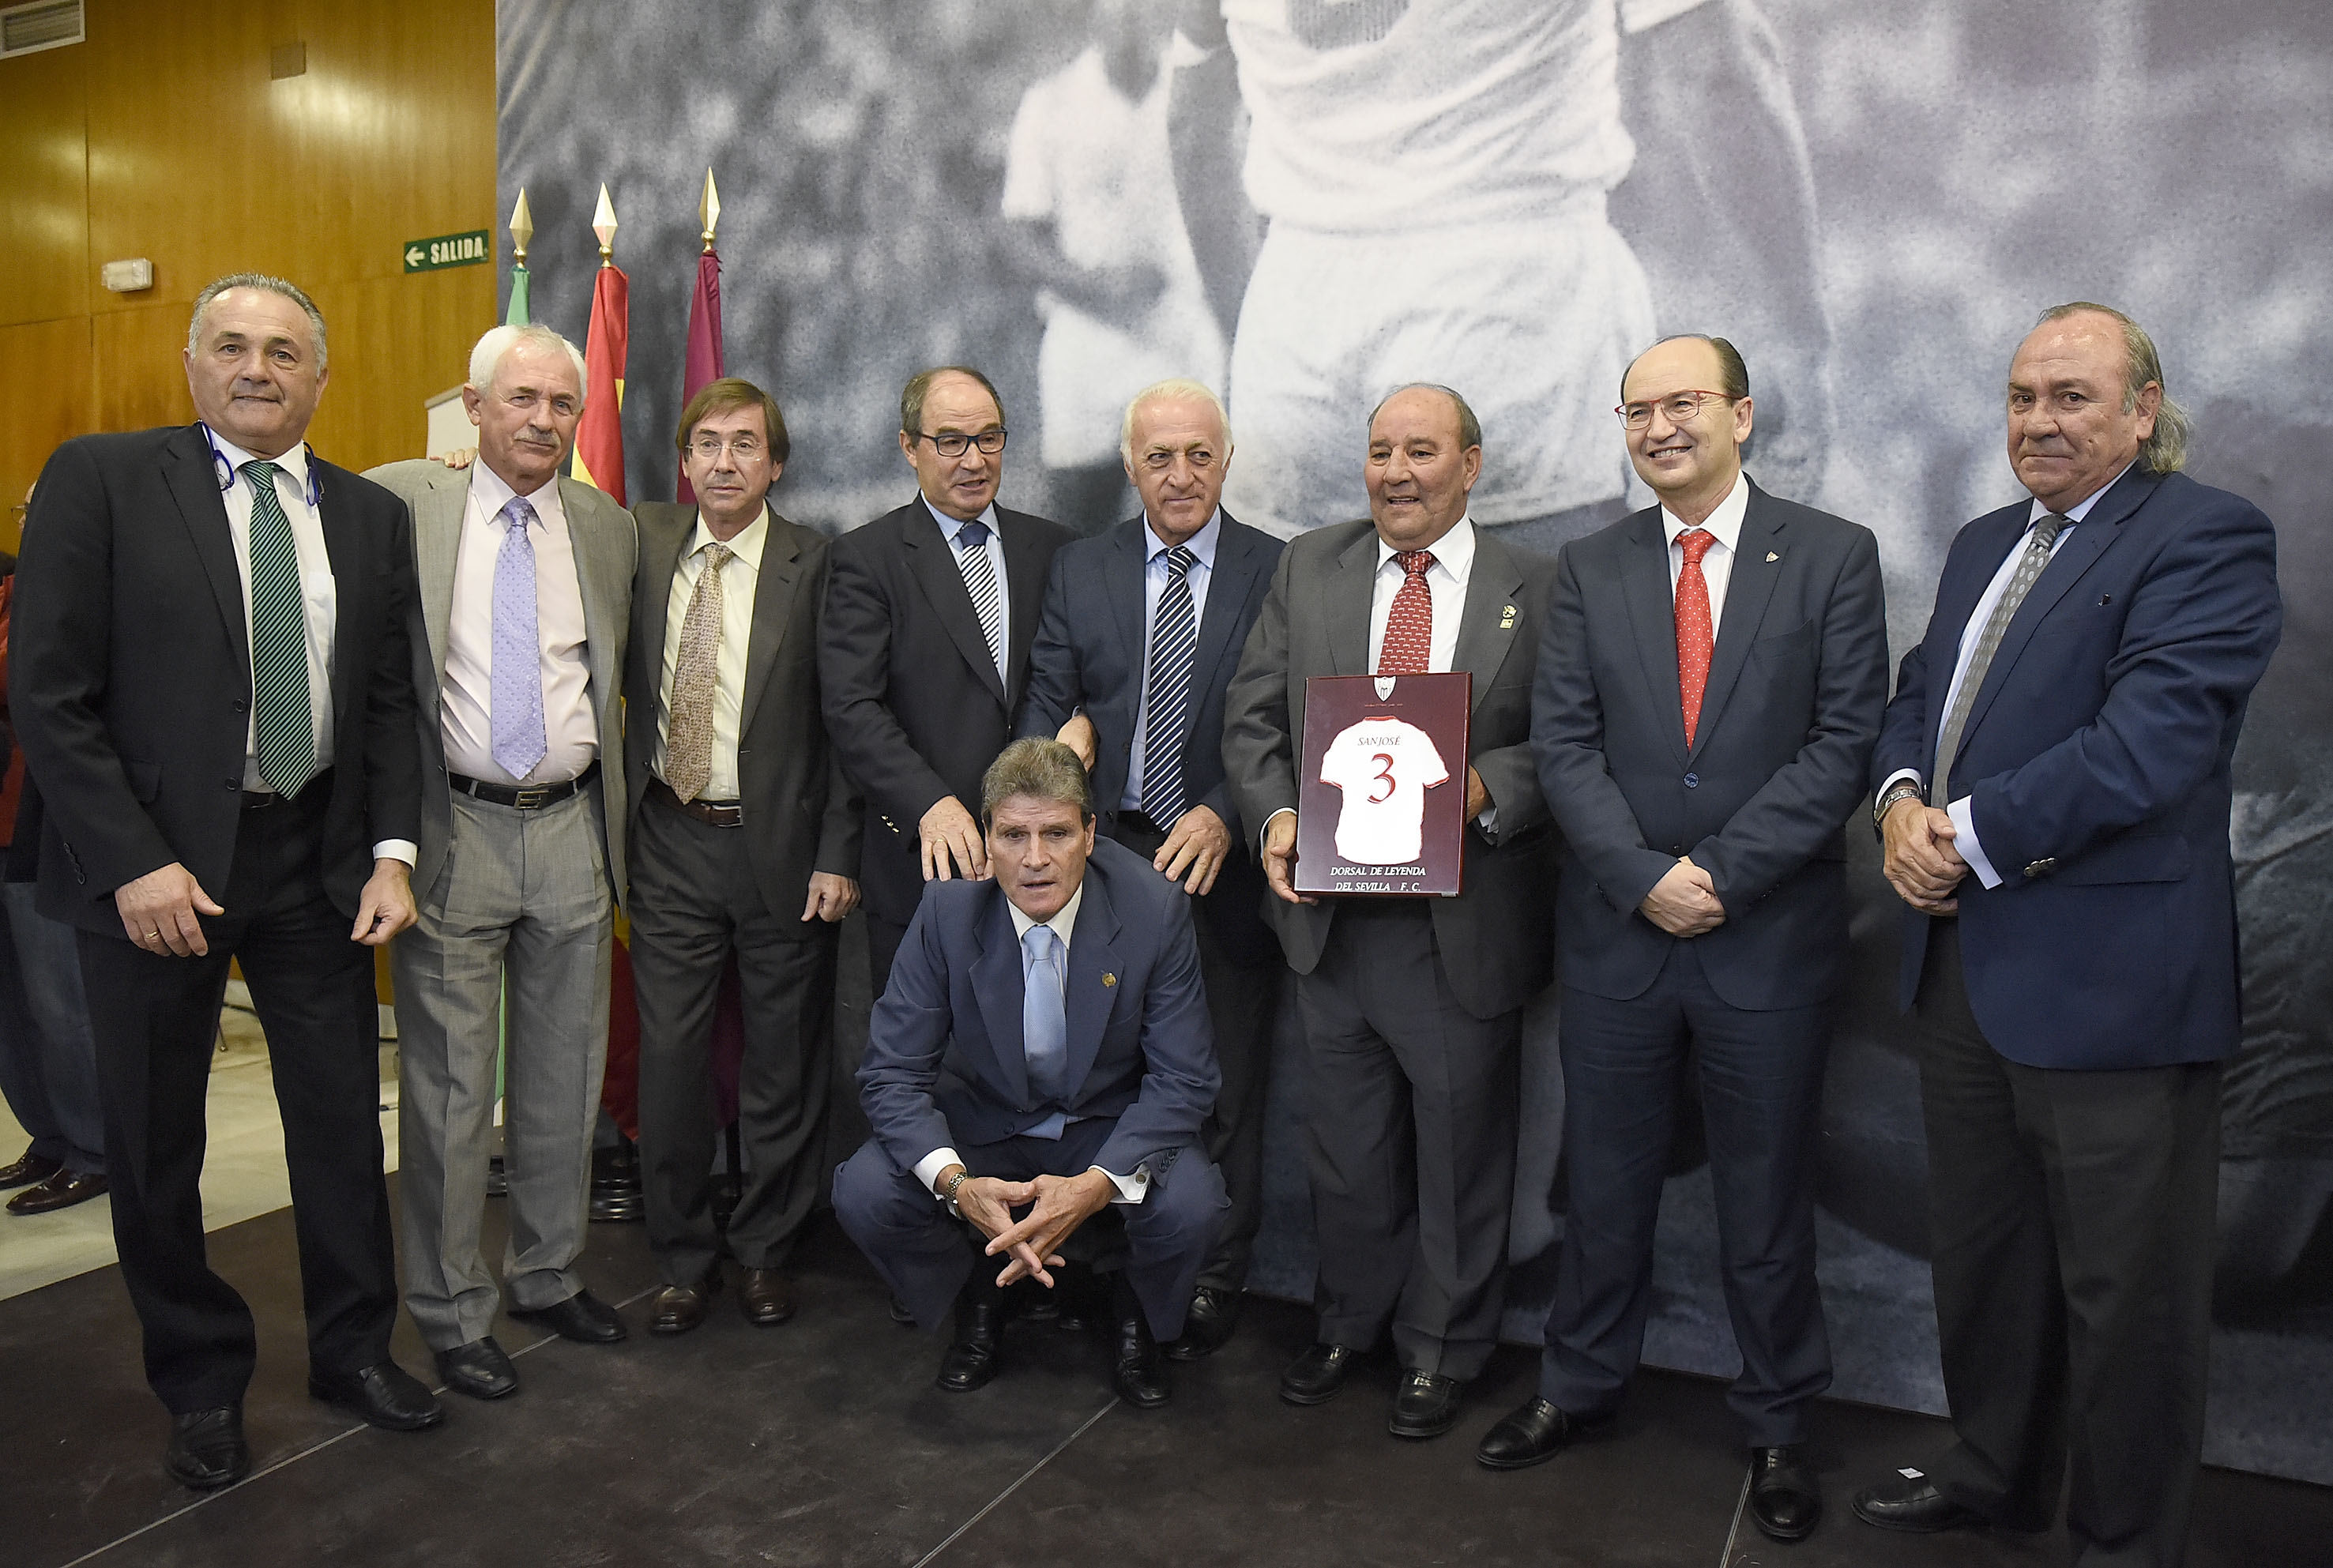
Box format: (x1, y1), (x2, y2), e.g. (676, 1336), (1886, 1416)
(1092, 1163), (1150, 1205)
(1945, 795), (2004, 890)
(1876, 769), (1921, 810)
(914, 1148), (963, 1197)
(371, 839), (419, 867)
(1474, 803), (1499, 840)
(1261, 807), (1294, 858)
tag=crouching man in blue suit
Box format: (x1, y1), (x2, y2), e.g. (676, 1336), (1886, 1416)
(833, 738), (1227, 1407)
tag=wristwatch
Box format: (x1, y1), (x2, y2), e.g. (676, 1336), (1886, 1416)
(941, 1169), (971, 1220)
(1874, 780), (1925, 831)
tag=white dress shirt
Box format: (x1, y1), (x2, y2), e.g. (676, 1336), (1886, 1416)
(1661, 471), (1749, 639)
(649, 509), (766, 802)
(209, 431), (413, 866)
(923, 496), (1010, 682)
(912, 879), (1150, 1205)
(1367, 513), (1477, 673)
(1880, 467), (2130, 889)
(440, 464), (598, 785)
(1123, 509), (1221, 812)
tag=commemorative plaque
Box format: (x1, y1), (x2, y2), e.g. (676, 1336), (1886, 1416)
(1293, 671), (1470, 897)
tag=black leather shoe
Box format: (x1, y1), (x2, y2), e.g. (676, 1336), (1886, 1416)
(435, 1337), (519, 1400)
(309, 1363), (444, 1431)
(588, 1138), (644, 1223)
(650, 1273), (720, 1336)
(937, 1290), (1006, 1393)
(1388, 1369), (1465, 1439)
(0, 1148), (62, 1190)
(739, 1268), (796, 1326)
(1112, 1309), (1171, 1408)
(1163, 1285), (1240, 1362)
(165, 1406), (250, 1490)
(1280, 1341), (1360, 1405)
(1749, 1445), (1822, 1541)
(1476, 1397), (1604, 1470)
(6, 1168), (109, 1214)
(1851, 1471), (1986, 1533)
(510, 1288), (627, 1344)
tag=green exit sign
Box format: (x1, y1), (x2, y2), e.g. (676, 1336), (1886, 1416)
(404, 230), (492, 273)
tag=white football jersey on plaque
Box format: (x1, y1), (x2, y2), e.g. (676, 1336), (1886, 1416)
(1319, 716), (1451, 866)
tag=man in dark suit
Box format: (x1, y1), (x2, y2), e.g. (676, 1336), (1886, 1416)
(625, 378), (860, 1334)
(9, 274), (441, 1487)
(832, 738), (1226, 1406)
(819, 367), (1074, 1001)
(1853, 305), (2281, 1566)
(1488, 336), (1888, 1540)
(1017, 378), (1283, 1358)
(1223, 385), (1557, 1440)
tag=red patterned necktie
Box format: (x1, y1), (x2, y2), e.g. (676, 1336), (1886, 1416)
(1676, 528), (1717, 746)
(1377, 549), (1435, 675)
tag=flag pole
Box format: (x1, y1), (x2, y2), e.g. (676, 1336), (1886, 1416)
(505, 188), (534, 326)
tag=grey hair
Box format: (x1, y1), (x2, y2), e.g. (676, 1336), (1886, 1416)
(981, 738), (1094, 827)
(186, 273), (329, 371)
(467, 323), (589, 401)
(1118, 378), (1232, 465)
(1369, 383), (1481, 451)
(2035, 302), (2190, 474)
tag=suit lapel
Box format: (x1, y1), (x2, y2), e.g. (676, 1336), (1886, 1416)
(415, 470), (468, 681)
(165, 427), (247, 669)
(1187, 515), (1262, 719)
(1952, 471), (2153, 765)
(1106, 521), (1148, 686)
(1330, 526), (1378, 675)
(1686, 486), (1785, 762)
(313, 461), (363, 726)
(558, 477), (619, 720)
(969, 893), (1029, 1105)
(741, 514), (803, 731)
(1059, 869), (1123, 1102)
(1000, 507), (1053, 701)
(1451, 530), (1526, 714)
(634, 506), (690, 707)
(1616, 510), (1691, 765)
(904, 500), (1009, 709)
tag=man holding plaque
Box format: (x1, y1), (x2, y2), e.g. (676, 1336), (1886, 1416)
(1490, 335), (1887, 1544)
(1224, 385), (1557, 1440)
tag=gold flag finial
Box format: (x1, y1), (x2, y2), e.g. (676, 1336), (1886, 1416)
(509, 189), (534, 264)
(699, 168), (721, 254)
(591, 182), (619, 263)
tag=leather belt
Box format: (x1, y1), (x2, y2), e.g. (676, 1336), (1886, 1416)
(649, 778), (743, 828)
(449, 759), (598, 810)
(242, 768), (333, 810)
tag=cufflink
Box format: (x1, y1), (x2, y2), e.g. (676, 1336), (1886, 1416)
(2022, 858), (2057, 879)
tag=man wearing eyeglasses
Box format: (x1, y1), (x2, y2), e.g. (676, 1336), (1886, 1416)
(623, 379), (861, 1334)
(821, 367), (1073, 1002)
(1496, 335), (1887, 1542)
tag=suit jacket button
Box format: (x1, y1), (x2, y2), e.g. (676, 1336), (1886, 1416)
(225, 778), (240, 791)
(233, 698), (250, 712)
(1683, 773), (1699, 788)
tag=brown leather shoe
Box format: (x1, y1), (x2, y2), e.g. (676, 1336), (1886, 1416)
(649, 1273), (721, 1336)
(738, 1267), (796, 1326)
(6, 1168), (108, 1215)
(0, 1148), (62, 1190)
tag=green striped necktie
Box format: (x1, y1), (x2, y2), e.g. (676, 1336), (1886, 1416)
(243, 460), (318, 798)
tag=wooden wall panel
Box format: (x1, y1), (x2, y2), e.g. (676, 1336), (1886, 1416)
(0, 36), (90, 329)
(0, 0), (496, 507)
(0, 318), (95, 551)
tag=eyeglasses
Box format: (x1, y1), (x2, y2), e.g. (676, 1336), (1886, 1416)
(687, 434), (764, 461)
(1616, 390), (1733, 430)
(913, 427), (1007, 459)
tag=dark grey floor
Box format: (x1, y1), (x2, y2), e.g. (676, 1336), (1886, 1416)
(4, 1188), (2329, 1568)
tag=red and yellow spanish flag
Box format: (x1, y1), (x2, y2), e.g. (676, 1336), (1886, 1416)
(571, 258), (630, 504)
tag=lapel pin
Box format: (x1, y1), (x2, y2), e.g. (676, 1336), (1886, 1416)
(1102, 972), (1117, 988)
(1498, 604), (1517, 629)
(1766, 551), (1780, 562)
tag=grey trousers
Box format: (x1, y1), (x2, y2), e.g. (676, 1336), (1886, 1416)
(0, 880), (104, 1174)
(1297, 900), (1522, 1380)
(628, 795), (837, 1285)
(392, 788), (613, 1349)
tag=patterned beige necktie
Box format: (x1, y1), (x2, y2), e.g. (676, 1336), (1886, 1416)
(664, 542), (733, 802)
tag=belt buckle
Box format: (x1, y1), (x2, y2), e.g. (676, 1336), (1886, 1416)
(511, 784), (554, 810)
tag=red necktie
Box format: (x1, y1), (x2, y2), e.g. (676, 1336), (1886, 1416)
(1676, 528), (1717, 746)
(1377, 550), (1435, 675)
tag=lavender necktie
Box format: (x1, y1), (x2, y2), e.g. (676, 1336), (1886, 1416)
(492, 496), (548, 780)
